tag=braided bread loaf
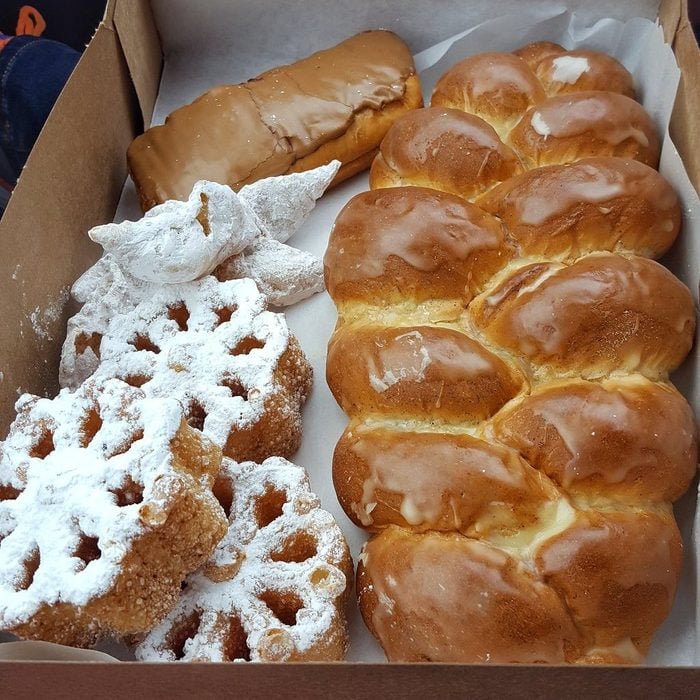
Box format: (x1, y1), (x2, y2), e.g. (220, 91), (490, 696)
(323, 43), (698, 664)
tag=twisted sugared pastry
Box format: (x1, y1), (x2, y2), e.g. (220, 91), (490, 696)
(324, 42), (697, 664)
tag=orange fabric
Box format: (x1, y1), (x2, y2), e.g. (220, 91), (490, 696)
(16, 5), (46, 37)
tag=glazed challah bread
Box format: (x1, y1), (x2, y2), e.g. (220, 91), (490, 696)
(475, 157), (681, 260)
(371, 43), (659, 194)
(323, 42), (698, 664)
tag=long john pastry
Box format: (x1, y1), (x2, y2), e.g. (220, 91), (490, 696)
(324, 43), (697, 663)
(128, 31), (422, 211)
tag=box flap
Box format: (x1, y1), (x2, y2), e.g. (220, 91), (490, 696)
(0, 24), (140, 435)
(668, 0), (700, 189)
(112, 0), (163, 127)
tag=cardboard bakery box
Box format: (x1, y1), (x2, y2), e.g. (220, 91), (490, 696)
(1, 0), (699, 695)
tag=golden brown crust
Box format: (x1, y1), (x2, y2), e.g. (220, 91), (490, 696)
(369, 107), (524, 199)
(475, 157), (681, 259)
(357, 527), (584, 663)
(470, 255), (696, 379)
(490, 377), (698, 502)
(324, 186), (515, 307)
(128, 31), (422, 210)
(507, 92), (660, 169)
(431, 52), (546, 138)
(222, 337), (312, 462)
(535, 509), (683, 655)
(288, 75), (423, 184)
(532, 50), (636, 99)
(133, 458), (353, 662)
(513, 41), (567, 67)
(324, 43), (697, 666)
(327, 324), (526, 422)
(333, 423), (559, 534)
(7, 419), (227, 646)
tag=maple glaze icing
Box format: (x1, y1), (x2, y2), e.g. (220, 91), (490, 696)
(491, 376), (697, 501)
(324, 186), (514, 303)
(371, 107), (524, 198)
(508, 91), (660, 168)
(472, 254), (696, 377)
(536, 509), (682, 645)
(327, 324), (525, 421)
(513, 41), (567, 68)
(359, 528), (582, 663)
(334, 425), (556, 533)
(534, 51), (635, 98)
(476, 157), (680, 259)
(128, 31), (417, 208)
(431, 52), (545, 130)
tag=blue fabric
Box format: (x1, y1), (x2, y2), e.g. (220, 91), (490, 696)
(0, 35), (79, 180)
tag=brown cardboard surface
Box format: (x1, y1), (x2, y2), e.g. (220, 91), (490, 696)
(659, 0), (683, 43)
(113, 0), (163, 126)
(0, 20), (140, 436)
(2, 662), (700, 699)
(0, 0), (699, 687)
(668, 0), (700, 189)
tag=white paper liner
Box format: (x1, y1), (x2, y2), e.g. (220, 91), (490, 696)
(91, 5), (700, 666)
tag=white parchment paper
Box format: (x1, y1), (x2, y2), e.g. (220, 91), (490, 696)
(111, 3), (699, 666)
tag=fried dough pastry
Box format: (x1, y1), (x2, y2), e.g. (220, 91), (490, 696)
(0, 378), (227, 646)
(128, 31), (423, 211)
(60, 276), (312, 463)
(134, 457), (352, 662)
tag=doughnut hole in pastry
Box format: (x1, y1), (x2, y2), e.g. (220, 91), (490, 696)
(230, 336), (266, 355)
(167, 302), (190, 331)
(270, 531), (318, 564)
(214, 304), (238, 326)
(128, 333), (160, 354)
(134, 458), (352, 663)
(74, 331), (102, 361)
(28, 427), (55, 459)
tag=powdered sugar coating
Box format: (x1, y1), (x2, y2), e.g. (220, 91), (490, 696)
(70, 255), (152, 307)
(0, 378), (207, 628)
(239, 161), (340, 243)
(61, 258), (157, 389)
(89, 181), (260, 284)
(81, 162), (338, 306)
(134, 457), (351, 662)
(213, 162), (340, 305)
(215, 237), (324, 307)
(61, 276), (312, 461)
